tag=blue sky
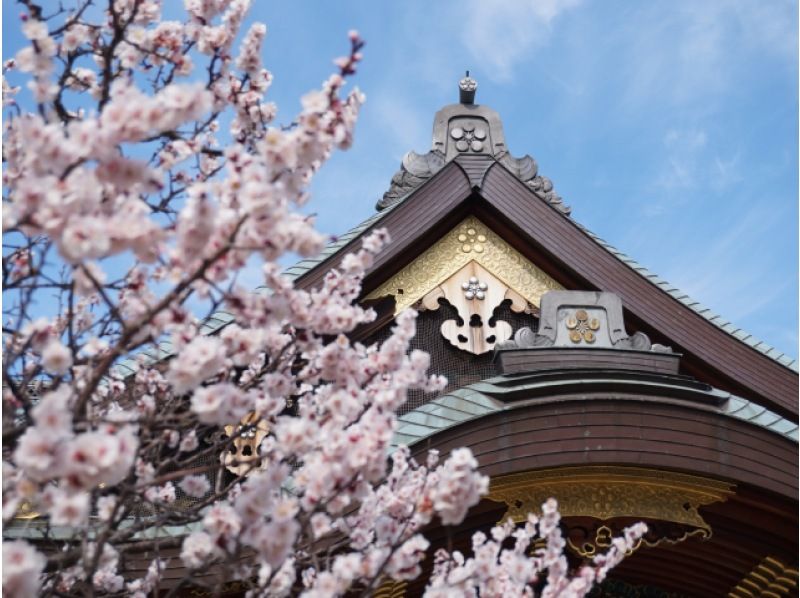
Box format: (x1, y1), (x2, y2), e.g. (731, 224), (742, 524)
(3, 0), (798, 358)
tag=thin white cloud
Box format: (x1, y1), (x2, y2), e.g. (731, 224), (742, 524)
(655, 128), (707, 190)
(368, 92), (431, 159)
(619, 0), (796, 108)
(657, 205), (788, 323)
(460, 0), (583, 82)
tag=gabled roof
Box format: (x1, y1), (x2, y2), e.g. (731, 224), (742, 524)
(290, 109), (797, 419)
(290, 182), (797, 374)
(118, 80), (797, 420)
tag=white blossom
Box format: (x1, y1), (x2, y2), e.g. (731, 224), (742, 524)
(3, 541), (45, 598)
(179, 474), (211, 498)
(41, 340), (72, 375)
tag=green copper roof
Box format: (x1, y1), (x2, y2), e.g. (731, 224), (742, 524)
(391, 376), (799, 449)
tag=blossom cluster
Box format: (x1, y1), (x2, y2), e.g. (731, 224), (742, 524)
(426, 500), (647, 598)
(2, 2), (642, 597)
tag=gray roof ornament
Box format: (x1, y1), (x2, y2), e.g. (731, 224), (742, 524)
(459, 71), (477, 105)
(496, 290), (673, 353)
(376, 75), (571, 216)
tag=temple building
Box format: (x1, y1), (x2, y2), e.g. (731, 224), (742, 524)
(7, 76), (797, 597)
(286, 75), (799, 596)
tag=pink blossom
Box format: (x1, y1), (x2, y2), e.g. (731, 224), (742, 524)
(46, 489), (90, 526)
(62, 426), (138, 488)
(180, 474), (211, 498)
(181, 531), (218, 569)
(191, 382), (253, 424)
(179, 430), (199, 452)
(3, 541), (45, 598)
(41, 340), (72, 375)
(429, 448), (488, 526)
(145, 482), (177, 504)
(31, 386), (72, 438)
(168, 336), (226, 394)
(13, 427), (60, 481)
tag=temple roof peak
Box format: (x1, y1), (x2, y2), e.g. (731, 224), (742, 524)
(376, 73), (570, 216)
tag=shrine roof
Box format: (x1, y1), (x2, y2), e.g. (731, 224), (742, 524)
(113, 75), (797, 412)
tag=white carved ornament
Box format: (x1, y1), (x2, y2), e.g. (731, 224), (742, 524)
(421, 261), (528, 355)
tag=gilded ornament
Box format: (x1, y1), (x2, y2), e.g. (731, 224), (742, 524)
(568, 525), (643, 558)
(729, 556), (798, 598)
(222, 412), (270, 476)
(488, 466), (734, 535)
(375, 579), (408, 598)
(565, 309), (598, 344)
(366, 216), (562, 313)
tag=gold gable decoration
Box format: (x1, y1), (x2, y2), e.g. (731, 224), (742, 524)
(366, 216), (562, 313)
(488, 466), (735, 550)
(374, 579), (408, 598)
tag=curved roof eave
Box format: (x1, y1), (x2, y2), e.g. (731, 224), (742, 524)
(392, 377), (800, 451)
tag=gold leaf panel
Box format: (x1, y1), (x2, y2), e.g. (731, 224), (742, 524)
(365, 215), (562, 313)
(487, 466), (734, 532)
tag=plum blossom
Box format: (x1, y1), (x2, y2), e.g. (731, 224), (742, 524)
(180, 531), (218, 569)
(145, 482), (177, 504)
(190, 382), (254, 424)
(13, 427), (61, 481)
(2, 5), (639, 596)
(180, 474), (211, 498)
(41, 340), (72, 375)
(46, 489), (90, 526)
(430, 448), (489, 525)
(61, 426), (139, 489)
(3, 541), (45, 598)
(168, 336), (227, 394)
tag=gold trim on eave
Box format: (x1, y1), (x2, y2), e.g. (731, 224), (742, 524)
(487, 466), (735, 532)
(365, 215), (562, 313)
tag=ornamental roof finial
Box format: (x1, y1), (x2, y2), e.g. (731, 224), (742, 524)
(459, 71), (477, 105)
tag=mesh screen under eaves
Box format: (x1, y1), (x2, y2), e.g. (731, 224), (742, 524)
(367, 300), (538, 415)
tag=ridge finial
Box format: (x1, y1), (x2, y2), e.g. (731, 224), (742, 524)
(459, 71), (477, 104)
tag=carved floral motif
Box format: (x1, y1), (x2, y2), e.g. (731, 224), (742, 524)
(423, 261), (525, 355)
(462, 276), (487, 300)
(365, 216), (562, 313)
(450, 121), (487, 153)
(566, 308), (600, 344)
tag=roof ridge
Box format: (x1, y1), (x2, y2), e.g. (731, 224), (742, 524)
(572, 221), (798, 373)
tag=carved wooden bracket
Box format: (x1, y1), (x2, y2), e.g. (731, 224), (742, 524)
(222, 412), (269, 477)
(421, 261), (527, 355)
